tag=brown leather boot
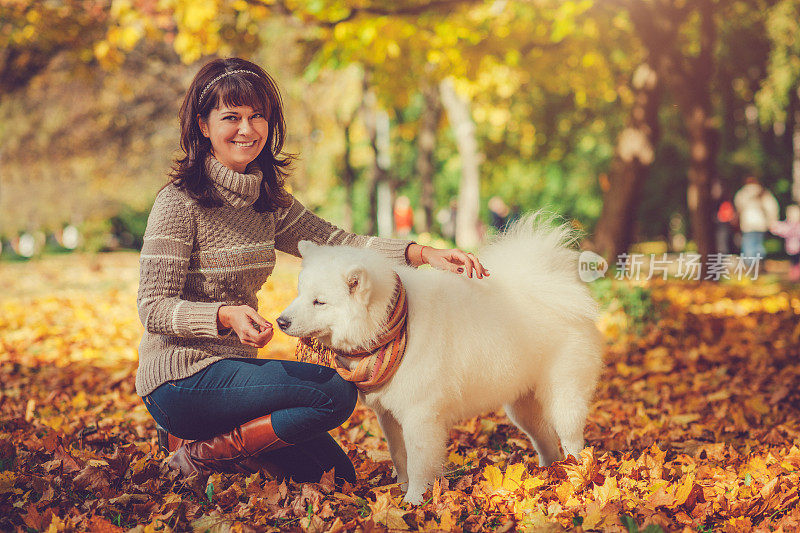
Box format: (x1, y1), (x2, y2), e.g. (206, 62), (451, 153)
(167, 414), (289, 479)
(157, 424), (191, 454)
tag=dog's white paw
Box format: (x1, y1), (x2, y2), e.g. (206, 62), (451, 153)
(403, 481), (429, 505)
(403, 489), (425, 506)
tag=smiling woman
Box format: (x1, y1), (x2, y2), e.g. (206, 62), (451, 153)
(136, 57), (488, 492)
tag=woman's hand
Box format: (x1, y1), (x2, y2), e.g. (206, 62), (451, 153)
(407, 243), (489, 279)
(218, 305), (273, 348)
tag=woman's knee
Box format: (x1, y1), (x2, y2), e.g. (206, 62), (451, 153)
(327, 376), (358, 426)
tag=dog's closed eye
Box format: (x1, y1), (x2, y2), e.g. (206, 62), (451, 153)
(313, 299), (326, 306)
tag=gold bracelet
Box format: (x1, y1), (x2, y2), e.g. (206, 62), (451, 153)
(420, 245), (429, 265)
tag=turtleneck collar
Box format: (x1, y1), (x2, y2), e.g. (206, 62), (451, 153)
(204, 154), (263, 208)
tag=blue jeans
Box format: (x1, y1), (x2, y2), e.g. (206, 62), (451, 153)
(741, 231), (766, 260)
(143, 357), (358, 483)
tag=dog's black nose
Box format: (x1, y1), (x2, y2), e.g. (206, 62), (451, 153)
(276, 317), (291, 331)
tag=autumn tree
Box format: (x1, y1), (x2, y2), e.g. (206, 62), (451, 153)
(758, 0), (800, 203)
(0, 0), (110, 98)
(106, 0), (631, 247)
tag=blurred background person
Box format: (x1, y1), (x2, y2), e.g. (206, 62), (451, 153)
(393, 195), (414, 238)
(770, 204), (800, 282)
(488, 196), (510, 231)
(733, 176), (779, 265)
(715, 196), (737, 255)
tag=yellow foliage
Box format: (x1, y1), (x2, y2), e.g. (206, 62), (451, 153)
(0, 472), (17, 494)
(3, 249), (800, 531)
(483, 464), (503, 489)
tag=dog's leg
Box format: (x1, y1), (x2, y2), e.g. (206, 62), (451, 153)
(542, 385), (589, 460)
(375, 409), (408, 487)
(505, 391), (562, 467)
(534, 333), (599, 460)
(398, 416), (447, 505)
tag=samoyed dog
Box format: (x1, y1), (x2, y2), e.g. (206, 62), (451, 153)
(277, 215), (603, 504)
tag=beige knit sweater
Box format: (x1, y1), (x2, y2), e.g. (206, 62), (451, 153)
(135, 155), (412, 396)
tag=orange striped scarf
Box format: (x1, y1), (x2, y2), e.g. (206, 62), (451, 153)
(295, 274), (408, 392)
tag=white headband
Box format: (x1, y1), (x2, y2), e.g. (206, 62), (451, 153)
(199, 69), (257, 104)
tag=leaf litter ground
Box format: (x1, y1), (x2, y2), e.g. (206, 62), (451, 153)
(1, 252), (799, 532)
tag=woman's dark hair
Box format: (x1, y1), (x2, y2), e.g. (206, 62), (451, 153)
(166, 57), (293, 211)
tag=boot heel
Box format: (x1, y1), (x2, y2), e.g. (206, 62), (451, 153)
(156, 424), (170, 455)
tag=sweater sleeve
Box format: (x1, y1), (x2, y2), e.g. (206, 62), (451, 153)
(273, 195), (413, 265)
(137, 188), (226, 339)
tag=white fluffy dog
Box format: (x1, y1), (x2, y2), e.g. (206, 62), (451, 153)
(277, 216), (603, 504)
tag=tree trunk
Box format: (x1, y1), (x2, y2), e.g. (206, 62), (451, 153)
(361, 75), (384, 236)
(341, 120), (356, 231)
(439, 77), (481, 249)
(590, 63), (661, 261)
(375, 109), (393, 238)
(416, 81), (442, 233)
(684, 105), (717, 259)
(680, 0), (717, 260)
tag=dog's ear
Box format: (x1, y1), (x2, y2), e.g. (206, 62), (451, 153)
(297, 240), (319, 258)
(345, 266), (371, 303)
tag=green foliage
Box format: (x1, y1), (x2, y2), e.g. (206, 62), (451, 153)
(77, 219), (114, 254)
(109, 206), (151, 250)
(756, 0), (800, 124)
(590, 278), (662, 333)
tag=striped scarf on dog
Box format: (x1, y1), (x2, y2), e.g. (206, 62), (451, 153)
(295, 274), (408, 392)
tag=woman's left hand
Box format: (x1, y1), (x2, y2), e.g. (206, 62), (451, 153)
(416, 245), (489, 279)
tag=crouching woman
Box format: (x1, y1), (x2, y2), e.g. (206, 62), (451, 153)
(136, 57), (487, 484)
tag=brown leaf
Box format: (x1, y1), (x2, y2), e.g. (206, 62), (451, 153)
(319, 468), (336, 493)
(73, 465), (112, 495)
(21, 504), (46, 530)
(53, 444), (81, 473)
(86, 514), (124, 533)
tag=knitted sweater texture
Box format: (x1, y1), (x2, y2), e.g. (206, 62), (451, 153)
(135, 155), (411, 396)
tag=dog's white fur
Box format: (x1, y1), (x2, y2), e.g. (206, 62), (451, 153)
(278, 215), (603, 504)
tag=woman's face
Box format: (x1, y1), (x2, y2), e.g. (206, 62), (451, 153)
(198, 104), (269, 173)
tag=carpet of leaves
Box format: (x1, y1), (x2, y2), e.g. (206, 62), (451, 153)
(1, 252), (800, 532)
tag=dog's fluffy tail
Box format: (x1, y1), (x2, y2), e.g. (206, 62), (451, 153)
(480, 211), (599, 322)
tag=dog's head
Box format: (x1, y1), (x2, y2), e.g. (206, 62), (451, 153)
(277, 241), (398, 352)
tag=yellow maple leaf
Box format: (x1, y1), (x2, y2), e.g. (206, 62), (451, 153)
(483, 465), (503, 489)
(582, 500), (604, 529)
(523, 476), (545, 492)
(555, 480), (575, 504)
(673, 473), (696, 507)
(592, 475), (620, 505)
(371, 492), (409, 530)
(503, 463), (526, 491)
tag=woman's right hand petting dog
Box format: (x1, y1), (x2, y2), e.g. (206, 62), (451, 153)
(406, 243), (490, 279)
